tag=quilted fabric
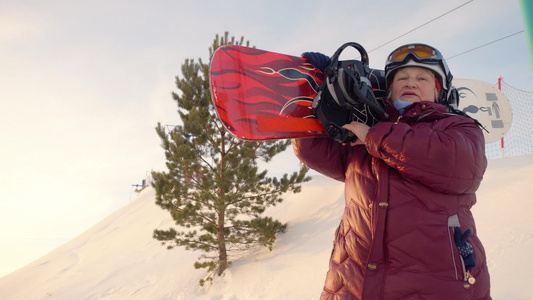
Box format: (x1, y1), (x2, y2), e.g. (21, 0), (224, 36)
(292, 101), (491, 300)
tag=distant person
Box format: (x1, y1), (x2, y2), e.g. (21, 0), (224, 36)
(294, 43), (491, 299)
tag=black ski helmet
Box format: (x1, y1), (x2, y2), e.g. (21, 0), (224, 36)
(385, 43), (457, 107)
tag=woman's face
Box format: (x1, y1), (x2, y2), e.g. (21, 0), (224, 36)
(390, 67), (438, 103)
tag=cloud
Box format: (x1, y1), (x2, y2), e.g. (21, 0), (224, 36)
(0, 12), (47, 43)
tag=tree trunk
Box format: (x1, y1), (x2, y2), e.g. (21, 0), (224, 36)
(216, 126), (228, 276)
(216, 211), (227, 276)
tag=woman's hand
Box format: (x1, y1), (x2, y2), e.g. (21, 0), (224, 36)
(342, 121), (370, 145)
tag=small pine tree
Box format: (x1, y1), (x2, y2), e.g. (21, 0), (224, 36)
(152, 32), (310, 285)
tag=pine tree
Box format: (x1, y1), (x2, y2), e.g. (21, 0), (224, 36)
(152, 32), (310, 286)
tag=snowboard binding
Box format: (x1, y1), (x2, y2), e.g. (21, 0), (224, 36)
(312, 42), (388, 143)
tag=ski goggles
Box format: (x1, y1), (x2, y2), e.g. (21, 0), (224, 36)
(385, 43), (451, 84)
(387, 44), (441, 62)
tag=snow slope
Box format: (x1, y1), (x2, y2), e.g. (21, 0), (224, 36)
(1, 155), (532, 300)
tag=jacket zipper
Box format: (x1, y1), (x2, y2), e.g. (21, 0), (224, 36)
(395, 116), (403, 124)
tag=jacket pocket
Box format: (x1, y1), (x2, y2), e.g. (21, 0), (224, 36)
(447, 214), (466, 281)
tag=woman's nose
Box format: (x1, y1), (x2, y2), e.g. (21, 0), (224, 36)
(406, 78), (417, 87)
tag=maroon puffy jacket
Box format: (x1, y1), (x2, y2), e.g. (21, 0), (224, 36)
(293, 101), (491, 300)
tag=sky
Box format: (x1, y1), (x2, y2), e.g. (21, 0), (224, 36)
(0, 0), (531, 277)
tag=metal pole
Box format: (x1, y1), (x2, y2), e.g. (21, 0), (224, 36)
(498, 76), (504, 158)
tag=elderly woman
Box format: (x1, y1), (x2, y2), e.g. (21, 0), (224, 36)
(294, 44), (491, 300)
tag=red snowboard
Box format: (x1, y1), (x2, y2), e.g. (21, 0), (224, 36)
(210, 45), (326, 140)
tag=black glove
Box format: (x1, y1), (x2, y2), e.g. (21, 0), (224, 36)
(454, 228), (476, 271)
(302, 52), (330, 72)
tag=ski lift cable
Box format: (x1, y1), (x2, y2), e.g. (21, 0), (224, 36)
(368, 0), (475, 54)
(446, 30), (525, 60)
(367, 0), (523, 62)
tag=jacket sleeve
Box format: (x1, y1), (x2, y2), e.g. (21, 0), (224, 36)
(365, 115), (487, 194)
(292, 138), (349, 182)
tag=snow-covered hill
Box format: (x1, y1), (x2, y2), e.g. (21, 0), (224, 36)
(1, 155), (532, 300)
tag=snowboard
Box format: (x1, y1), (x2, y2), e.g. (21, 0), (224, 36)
(210, 45), (325, 140)
(210, 45), (511, 143)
